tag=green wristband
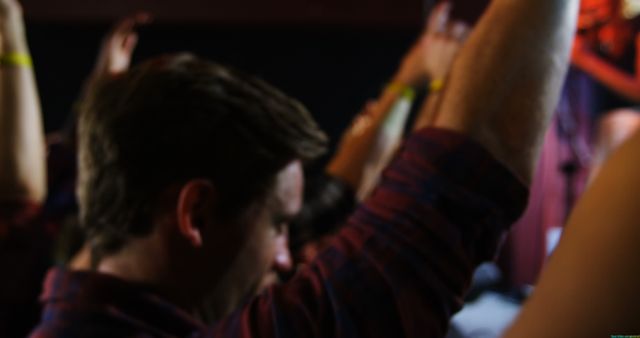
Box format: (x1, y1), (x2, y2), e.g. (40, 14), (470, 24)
(0, 52), (33, 68)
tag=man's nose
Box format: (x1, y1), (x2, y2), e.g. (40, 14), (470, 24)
(273, 231), (293, 273)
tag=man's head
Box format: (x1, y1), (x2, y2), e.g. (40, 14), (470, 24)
(77, 53), (327, 315)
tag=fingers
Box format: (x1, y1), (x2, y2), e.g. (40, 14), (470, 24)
(421, 18), (469, 82)
(114, 17), (135, 36)
(427, 1), (452, 35)
(122, 33), (139, 53)
(94, 12), (152, 76)
(105, 12), (152, 52)
(449, 21), (470, 41)
(111, 12), (152, 40)
(133, 12), (152, 25)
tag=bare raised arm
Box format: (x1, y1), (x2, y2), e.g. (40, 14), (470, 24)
(504, 128), (640, 337)
(432, 0), (579, 184)
(68, 13), (150, 271)
(76, 12), (150, 101)
(327, 3), (468, 199)
(413, 3), (468, 130)
(93, 12), (151, 78)
(0, 0), (46, 203)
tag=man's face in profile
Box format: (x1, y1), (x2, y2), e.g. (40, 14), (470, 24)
(202, 160), (303, 317)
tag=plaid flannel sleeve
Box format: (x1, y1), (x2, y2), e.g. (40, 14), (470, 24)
(205, 128), (528, 338)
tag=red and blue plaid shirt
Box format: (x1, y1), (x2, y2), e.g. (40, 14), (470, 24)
(29, 128), (527, 338)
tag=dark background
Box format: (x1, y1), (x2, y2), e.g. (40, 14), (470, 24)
(29, 24), (416, 140)
(22, 0), (488, 155)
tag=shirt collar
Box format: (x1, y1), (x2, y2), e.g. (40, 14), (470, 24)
(40, 266), (207, 336)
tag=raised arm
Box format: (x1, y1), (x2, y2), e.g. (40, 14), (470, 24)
(0, 0), (46, 203)
(77, 12), (150, 100)
(68, 13), (150, 271)
(327, 3), (467, 200)
(413, 3), (468, 130)
(207, 1), (579, 338)
(432, 0), (579, 184)
(504, 128), (640, 337)
(94, 13), (150, 78)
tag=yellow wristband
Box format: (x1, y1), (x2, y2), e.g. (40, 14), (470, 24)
(429, 79), (445, 93)
(386, 82), (416, 101)
(0, 53), (33, 68)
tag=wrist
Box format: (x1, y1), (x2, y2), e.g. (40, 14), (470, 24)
(392, 64), (425, 88)
(0, 52), (32, 68)
(391, 74), (417, 89)
(429, 78), (445, 93)
(386, 82), (416, 101)
(2, 39), (29, 54)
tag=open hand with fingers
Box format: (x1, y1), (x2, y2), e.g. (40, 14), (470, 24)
(393, 2), (469, 88)
(93, 12), (151, 77)
(423, 2), (469, 83)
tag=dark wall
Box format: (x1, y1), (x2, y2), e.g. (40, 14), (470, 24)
(21, 0), (424, 25)
(27, 23), (417, 157)
(25, 0), (489, 165)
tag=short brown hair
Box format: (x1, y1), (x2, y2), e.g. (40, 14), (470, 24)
(77, 53), (327, 254)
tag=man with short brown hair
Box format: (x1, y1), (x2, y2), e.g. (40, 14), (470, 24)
(29, 0), (579, 336)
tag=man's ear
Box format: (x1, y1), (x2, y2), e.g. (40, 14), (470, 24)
(176, 179), (217, 248)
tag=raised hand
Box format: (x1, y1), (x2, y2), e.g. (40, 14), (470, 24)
(422, 3), (469, 83)
(0, 0), (47, 203)
(393, 2), (469, 87)
(93, 12), (151, 77)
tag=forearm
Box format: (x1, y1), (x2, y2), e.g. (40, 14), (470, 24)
(356, 93), (412, 199)
(574, 52), (640, 102)
(326, 85), (409, 191)
(433, 0), (579, 184)
(414, 89), (441, 131)
(0, 17), (46, 203)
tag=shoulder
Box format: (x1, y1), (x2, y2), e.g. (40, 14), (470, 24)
(28, 308), (147, 338)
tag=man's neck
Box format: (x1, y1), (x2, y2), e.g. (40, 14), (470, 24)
(95, 233), (197, 311)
